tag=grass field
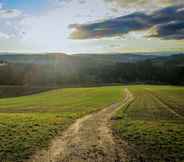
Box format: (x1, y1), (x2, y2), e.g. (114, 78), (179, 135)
(0, 86), (122, 162)
(1, 85), (184, 162)
(0, 86), (56, 98)
(114, 85), (184, 162)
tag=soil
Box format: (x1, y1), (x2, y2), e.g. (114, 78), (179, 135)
(28, 88), (133, 162)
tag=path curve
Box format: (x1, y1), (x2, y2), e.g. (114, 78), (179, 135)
(28, 88), (133, 162)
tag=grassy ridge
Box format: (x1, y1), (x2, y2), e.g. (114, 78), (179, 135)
(0, 86), (55, 98)
(114, 85), (184, 162)
(0, 86), (122, 162)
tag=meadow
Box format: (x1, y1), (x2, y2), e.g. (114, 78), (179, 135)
(0, 86), (55, 98)
(0, 85), (184, 162)
(114, 85), (184, 162)
(0, 86), (122, 162)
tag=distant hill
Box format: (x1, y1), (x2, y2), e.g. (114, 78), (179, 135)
(0, 52), (179, 64)
(149, 54), (184, 67)
(74, 53), (159, 63)
(0, 52), (183, 86)
(0, 53), (68, 64)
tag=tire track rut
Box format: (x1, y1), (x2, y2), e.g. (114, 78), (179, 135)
(145, 89), (184, 119)
(28, 88), (133, 162)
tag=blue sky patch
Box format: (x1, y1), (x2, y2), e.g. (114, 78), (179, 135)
(1, 0), (48, 13)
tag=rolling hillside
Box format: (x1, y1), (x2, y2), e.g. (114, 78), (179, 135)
(0, 86), (122, 161)
(0, 85), (183, 162)
(0, 53), (183, 88)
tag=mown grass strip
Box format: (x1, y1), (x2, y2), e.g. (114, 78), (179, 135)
(113, 85), (184, 162)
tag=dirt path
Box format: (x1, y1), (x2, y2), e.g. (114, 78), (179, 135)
(28, 88), (133, 162)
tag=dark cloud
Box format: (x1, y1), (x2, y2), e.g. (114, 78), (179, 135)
(151, 21), (184, 40)
(150, 5), (184, 24)
(70, 12), (151, 39)
(70, 5), (184, 40)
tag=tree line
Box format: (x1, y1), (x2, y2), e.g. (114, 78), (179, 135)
(0, 55), (183, 86)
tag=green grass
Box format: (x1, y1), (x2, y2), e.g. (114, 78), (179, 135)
(0, 86), (54, 98)
(114, 85), (184, 162)
(0, 86), (122, 162)
(1, 85), (184, 162)
(146, 85), (184, 116)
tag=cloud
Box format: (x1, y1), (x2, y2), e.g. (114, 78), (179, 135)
(70, 12), (151, 39)
(104, 0), (184, 8)
(148, 5), (184, 40)
(105, 0), (146, 6)
(0, 32), (10, 39)
(151, 21), (184, 40)
(0, 3), (21, 19)
(0, 9), (22, 18)
(0, 0), (122, 53)
(70, 5), (184, 40)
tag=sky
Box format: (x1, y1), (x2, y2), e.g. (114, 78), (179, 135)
(0, 0), (184, 54)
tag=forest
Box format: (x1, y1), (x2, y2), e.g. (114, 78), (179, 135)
(0, 53), (183, 86)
